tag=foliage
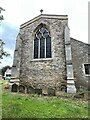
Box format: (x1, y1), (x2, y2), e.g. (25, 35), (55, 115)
(2, 92), (88, 118)
(1, 65), (11, 76)
(0, 7), (10, 62)
(0, 39), (10, 61)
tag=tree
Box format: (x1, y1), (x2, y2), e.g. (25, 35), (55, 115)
(0, 7), (9, 62)
(1, 65), (11, 77)
(0, 39), (9, 59)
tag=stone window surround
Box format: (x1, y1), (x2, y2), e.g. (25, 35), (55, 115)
(82, 63), (90, 76)
(33, 24), (52, 60)
(31, 58), (53, 62)
(31, 36), (54, 62)
(32, 37), (54, 61)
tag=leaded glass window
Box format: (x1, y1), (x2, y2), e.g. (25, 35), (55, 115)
(34, 38), (39, 59)
(34, 24), (52, 59)
(46, 35), (51, 58)
(40, 36), (45, 58)
(84, 64), (90, 75)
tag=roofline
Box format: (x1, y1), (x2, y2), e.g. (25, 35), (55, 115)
(20, 14), (68, 29)
(70, 37), (90, 45)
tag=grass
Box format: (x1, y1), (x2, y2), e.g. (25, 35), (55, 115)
(2, 92), (89, 118)
(1, 80), (89, 118)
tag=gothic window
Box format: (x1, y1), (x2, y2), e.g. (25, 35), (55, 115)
(84, 64), (90, 75)
(34, 24), (52, 59)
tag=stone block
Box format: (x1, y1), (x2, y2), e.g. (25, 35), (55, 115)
(67, 84), (76, 93)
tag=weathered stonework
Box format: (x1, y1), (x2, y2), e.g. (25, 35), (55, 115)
(71, 38), (90, 89)
(11, 35), (22, 79)
(11, 14), (90, 95)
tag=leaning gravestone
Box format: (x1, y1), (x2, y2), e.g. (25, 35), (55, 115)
(48, 88), (55, 96)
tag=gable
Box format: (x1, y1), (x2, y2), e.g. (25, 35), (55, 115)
(20, 14), (68, 29)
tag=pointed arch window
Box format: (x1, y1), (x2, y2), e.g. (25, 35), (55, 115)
(34, 24), (52, 59)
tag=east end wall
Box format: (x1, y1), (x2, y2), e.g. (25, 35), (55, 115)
(71, 38), (89, 89)
(19, 17), (68, 90)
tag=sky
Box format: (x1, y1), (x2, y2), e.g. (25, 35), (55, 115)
(0, 0), (89, 68)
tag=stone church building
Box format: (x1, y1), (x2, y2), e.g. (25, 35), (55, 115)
(11, 14), (90, 95)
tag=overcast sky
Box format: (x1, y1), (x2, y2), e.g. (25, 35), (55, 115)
(0, 0), (89, 68)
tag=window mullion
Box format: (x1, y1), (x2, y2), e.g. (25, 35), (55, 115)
(38, 39), (40, 58)
(45, 38), (46, 58)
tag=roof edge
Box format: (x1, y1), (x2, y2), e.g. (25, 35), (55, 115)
(20, 14), (68, 29)
(70, 37), (89, 45)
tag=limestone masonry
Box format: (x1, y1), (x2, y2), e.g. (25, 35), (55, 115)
(11, 14), (90, 95)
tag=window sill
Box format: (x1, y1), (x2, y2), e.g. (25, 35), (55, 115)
(85, 74), (90, 77)
(31, 58), (53, 62)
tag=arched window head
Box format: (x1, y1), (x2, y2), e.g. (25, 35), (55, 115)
(34, 24), (52, 59)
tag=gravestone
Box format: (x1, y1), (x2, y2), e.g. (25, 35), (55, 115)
(60, 85), (67, 92)
(74, 92), (84, 98)
(48, 88), (55, 96)
(42, 88), (48, 95)
(35, 89), (42, 95)
(27, 86), (35, 94)
(11, 84), (18, 92)
(19, 85), (25, 93)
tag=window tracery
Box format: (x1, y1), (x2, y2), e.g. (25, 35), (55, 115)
(34, 24), (51, 59)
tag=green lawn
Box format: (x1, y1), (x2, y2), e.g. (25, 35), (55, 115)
(2, 92), (89, 118)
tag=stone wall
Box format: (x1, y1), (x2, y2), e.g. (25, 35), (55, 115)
(19, 16), (68, 92)
(71, 38), (90, 89)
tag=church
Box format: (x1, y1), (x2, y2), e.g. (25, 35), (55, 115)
(11, 13), (90, 95)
